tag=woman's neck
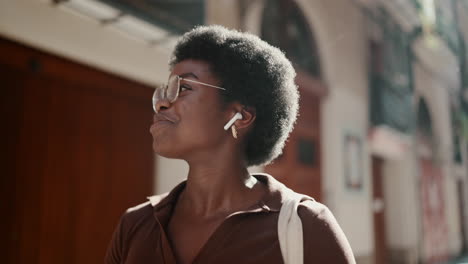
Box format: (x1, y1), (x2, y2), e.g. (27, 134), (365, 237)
(177, 161), (261, 219)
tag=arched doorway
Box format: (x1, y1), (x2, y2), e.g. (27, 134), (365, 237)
(261, 0), (327, 201)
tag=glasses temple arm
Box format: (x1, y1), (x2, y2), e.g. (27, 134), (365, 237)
(181, 78), (226, 90)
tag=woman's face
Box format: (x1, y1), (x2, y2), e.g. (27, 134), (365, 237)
(150, 59), (231, 160)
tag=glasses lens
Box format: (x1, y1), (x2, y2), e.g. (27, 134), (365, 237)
(152, 75), (181, 112)
(167, 75), (180, 102)
(152, 85), (165, 112)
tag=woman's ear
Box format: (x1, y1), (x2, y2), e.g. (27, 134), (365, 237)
(234, 106), (256, 131)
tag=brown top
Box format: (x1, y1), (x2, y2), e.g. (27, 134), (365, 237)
(105, 174), (355, 264)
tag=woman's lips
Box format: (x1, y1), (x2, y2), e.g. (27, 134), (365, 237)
(150, 120), (173, 134)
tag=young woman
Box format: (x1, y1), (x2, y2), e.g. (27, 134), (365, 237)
(106, 25), (355, 264)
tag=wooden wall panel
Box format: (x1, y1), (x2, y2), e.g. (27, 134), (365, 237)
(0, 38), (155, 264)
(0, 64), (26, 264)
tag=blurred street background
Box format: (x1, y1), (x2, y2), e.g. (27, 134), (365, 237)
(1, 0), (468, 263)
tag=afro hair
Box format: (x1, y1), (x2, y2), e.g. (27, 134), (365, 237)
(169, 25), (299, 166)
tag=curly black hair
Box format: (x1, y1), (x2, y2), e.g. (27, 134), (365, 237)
(169, 25), (299, 166)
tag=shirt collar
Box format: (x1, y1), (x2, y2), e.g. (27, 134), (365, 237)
(146, 173), (292, 215)
(147, 180), (186, 211)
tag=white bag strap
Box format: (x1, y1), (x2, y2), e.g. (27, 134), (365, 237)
(278, 191), (305, 264)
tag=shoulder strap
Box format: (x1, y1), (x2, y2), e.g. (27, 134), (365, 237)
(278, 191), (314, 264)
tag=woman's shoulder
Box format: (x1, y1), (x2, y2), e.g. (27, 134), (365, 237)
(105, 196), (167, 264)
(120, 179), (186, 226)
(296, 199), (341, 241)
(297, 200), (356, 263)
(296, 199), (331, 221)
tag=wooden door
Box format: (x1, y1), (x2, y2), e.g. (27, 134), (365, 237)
(419, 158), (449, 263)
(265, 85), (322, 201)
(372, 156), (387, 264)
(0, 38), (154, 264)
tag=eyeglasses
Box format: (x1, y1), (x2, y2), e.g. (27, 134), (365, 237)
(152, 75), (226, 112)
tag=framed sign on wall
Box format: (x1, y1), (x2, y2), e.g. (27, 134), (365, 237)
(343, 133), (364, 191)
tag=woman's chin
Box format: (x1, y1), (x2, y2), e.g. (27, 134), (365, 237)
(152, 143), (181, 159)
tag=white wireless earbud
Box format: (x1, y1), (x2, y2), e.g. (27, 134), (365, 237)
(223, 112), (243, 130)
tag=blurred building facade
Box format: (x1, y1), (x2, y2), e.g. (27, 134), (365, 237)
(204, 1), (468, 263)
(1, 0), (468, 264)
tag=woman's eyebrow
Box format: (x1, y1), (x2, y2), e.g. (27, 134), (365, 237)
(179, 72), (198, 79)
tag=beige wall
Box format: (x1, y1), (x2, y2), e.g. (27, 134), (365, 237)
(154, 157), (188, 194)
(205, 0), (240, 29)
(383, 155), (420, 263)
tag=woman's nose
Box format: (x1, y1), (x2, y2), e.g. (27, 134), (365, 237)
(154, 98), (171, 113)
